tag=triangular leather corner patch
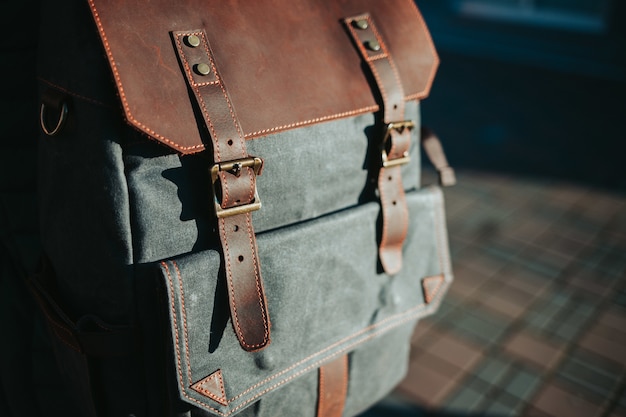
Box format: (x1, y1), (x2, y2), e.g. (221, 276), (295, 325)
(190, 369), (228, 406)
(422, 274), (445, 304)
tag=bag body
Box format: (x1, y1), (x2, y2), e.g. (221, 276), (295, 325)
(34, 1), (454, 416)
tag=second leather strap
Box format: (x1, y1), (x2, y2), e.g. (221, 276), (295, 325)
(344, 14), (412, 275)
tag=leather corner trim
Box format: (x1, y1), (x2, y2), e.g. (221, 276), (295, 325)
(422, 274), (445, 304)
(191, 369), (229, 406)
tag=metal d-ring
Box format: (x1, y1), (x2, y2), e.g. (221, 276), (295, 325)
(40, 101), (68, 136)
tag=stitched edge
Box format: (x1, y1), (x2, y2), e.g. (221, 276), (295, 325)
(245, 212), (270, 347)
(87, 2), (430, 150)
(407, 0), (440, 100)
(172, 261), (193, 383)
(37, 78), (115, 108)
(163, 220), (452, 415)
(244, 105), (379, 138)
(191, 370), (228, 406)
(88, 1), (205, 153)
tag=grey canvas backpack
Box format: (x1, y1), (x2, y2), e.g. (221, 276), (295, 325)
(32, 1), (455, 416)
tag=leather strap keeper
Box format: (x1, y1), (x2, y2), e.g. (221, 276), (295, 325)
(317, 355), (349, 417)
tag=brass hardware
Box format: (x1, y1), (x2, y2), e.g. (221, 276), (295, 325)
(365, 40), (381, 52)
(195, 63), (211, 76)
(382, 150), (410, 168)
(210, 157), (263, 218)
(40, 101), (68, 136)
(381, 121), (415, 168)
(231, 162), (243, 177)
(354, 19), (369, 30)
(186, 34), (201, 48)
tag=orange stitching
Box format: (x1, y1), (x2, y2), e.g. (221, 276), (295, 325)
(37, 78), (113, 108)
(244, 105), (379, 138)
(368, 16), (393, 60)
(219, 218), (249, 349)
(193, 371), (228, 405)
(229, 295), (425, 403)
(367, 53), (389, 62)
(173, 34), (222, 159)
(161, 261), (187, 401)
(246, 212), (270, 347)
(216, 68), (245, 150)
(171, 270), (450, 415)
(406, 1), (439, 100)
(163, 260), (229, 415)
(87, 1), (205, 153)
(227, 306), (424, 414)
(344, 15), (370, 61)
(85, 8), (431, 152)
(172, 261), (193, 383)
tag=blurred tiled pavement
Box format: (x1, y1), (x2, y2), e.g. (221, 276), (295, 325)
(364, 169), (626, 417)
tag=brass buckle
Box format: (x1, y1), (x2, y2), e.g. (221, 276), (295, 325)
(210, 157), (263, 218)
(381, 121), (415, 168)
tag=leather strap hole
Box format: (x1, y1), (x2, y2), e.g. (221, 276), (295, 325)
(233, 225), (239, 232)
(238, 255), (244, 262)
(392, 200), (397, 205)
(388, 175), (393, 181)
(227, 139), (234, 146)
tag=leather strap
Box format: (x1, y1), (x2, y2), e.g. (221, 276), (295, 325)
(173, 30), (270, 351)
(344, 14), (412, 275)
(317, 355), (349, 417)
(421, 127), (456, 187)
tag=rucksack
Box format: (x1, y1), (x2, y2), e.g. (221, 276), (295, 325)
(32, 1), (455, 416)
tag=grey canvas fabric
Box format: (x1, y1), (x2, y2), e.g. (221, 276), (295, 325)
(161, 188), (451, 416)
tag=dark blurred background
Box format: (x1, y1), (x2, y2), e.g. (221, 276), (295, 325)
(415, 0), (626, 191)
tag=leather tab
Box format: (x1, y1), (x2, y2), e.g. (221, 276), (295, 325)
(191, 370), (228, 406)
(317, 355), (349, 417)
(422, 274), (445, 304)
(421, 127), (456, 187)
(344, 14), (411, 275)
(173, 29), (270, 351)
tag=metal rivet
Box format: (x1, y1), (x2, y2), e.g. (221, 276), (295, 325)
(365, 40), (381, 52)
(354, 19), (369, 30)
(186, 35), (201, 48)
(195, 63), (211, 76)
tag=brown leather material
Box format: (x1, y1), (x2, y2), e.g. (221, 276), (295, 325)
(190, 370), (228, 406)
(317, 355), (349, 417)
(421, 127), (457, 187)
(344, 14), (411, 275)
(87, 0), (438, 154)
(173, 29), (270, 351)
(422, 274), (445, 304)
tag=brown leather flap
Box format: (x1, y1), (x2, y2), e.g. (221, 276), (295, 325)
(88, 0), (438, 154)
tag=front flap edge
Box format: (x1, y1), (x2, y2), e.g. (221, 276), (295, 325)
(87, 0), (438, 154)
